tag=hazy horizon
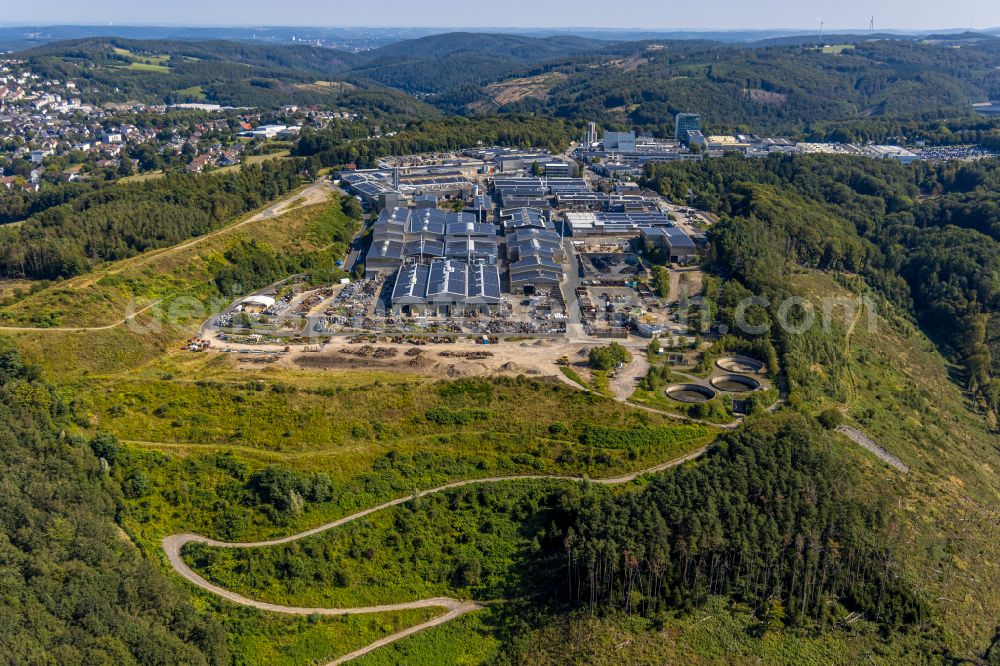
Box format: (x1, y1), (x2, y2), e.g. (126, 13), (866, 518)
(1, 23), (997, 33)
(1, 0), (998, 33)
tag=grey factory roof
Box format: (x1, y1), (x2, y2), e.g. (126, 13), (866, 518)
(351, 180), (396, 198)
(404, 239), (445, 258)
(500, 196), (552, 209)
(366, 239), (404, 262)
(445, 238), (498, 261)
(510, 254), (562, 274)
(493, 177), (549, 202)
(426, 260), (468, 300)
(546, 178), (590, 194)
(406, 215), (446, 236)
(376, 208), (410, 226)
(445, 220), (496, 238)
(566, 210), (674, 231)
(639, 226), (697, 249)
(509, 236), (562, 257)
(339, 172), (369, 184)
(510, 268), (563, 286)
(392, 264), (430, 303)
(493, 177), (546, 189)
(501, 207), (553, 232)
(467, 264), (502, 303)
(508, 228), (562, 245)
(372, 224), (405, 243)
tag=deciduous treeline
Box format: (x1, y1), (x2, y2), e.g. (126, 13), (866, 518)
(0, 340), (226, 663)
(0, 160), (310, 279)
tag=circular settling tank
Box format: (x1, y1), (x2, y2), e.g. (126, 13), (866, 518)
(665, 383), (716, 403)
(710, 374), (762, 393)
(716, 355), (766, 374)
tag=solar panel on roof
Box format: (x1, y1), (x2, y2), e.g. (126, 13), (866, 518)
(467, 264), (502, 302)
(391, 264), (429, 302)
(427, 260), (467, 299)
(405, 239), (445, 257)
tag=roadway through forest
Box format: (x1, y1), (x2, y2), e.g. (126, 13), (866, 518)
(162, 447), (710, 664)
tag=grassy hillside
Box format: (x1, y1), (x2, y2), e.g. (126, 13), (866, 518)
(86, 367), (715, 544)
(0, 187), (357, 376)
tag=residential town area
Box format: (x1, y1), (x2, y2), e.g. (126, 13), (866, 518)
(0, 58), (360, 193)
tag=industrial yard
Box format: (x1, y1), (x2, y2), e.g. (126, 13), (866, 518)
(201, 140), (711, 360)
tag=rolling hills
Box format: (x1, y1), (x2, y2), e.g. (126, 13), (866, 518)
(18, 32), (1000, 136)
(2, 26), (1000, 666)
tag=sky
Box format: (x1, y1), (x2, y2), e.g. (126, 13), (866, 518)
(1, 0), (998, 32)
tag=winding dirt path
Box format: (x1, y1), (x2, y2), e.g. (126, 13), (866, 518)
(163, 447), (709, 663)
(0, 297), (164, 332)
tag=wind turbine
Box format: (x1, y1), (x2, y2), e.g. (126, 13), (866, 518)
(818, 19), (825, 44)
(869, 16), (874, 36)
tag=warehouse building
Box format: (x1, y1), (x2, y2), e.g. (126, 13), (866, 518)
(391, 264), (430, 315)
(366, 207), (496, 277)
(390, 260), (502, 316)
(493, 177), (550, 208)
(365, 239), (406, 272)
(404, 238), (445, 262)
(501, 207), (554, 233)
(565, 211), (675, 236)
(543, 161), (571, 177)
(639, 226), (698, 264)
(509, 255), (563, 295)
(507, 228), (564, 262)
(445, 238), (499, 264)
(505, 226), (565, 295)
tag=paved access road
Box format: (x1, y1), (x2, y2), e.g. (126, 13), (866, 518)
(163, 447), (710, 663)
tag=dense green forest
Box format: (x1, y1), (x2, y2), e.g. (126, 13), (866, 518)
(22, 33), (1000, 136)
(644, 154), (1000, 410)
(482, 37), (1000, 135)
(346, 32), (609, 94)
(20, 38), (430, 115)
(295, 115), (578, 167)
(0, 340), (226, 663)
(0, 159), (312, 279)
(548, 415), (926, 632)
(0, 179), (104, 226)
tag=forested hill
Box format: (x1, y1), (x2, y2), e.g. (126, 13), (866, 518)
(0, 159), (312, 279)
(454, 35), (1000, 135)
(24, 37), (360, 73)
(20, 32), (1000, 131)
(549, 414), (925, 632)
(0, 341), (227, 662)
(643, 154), (1000, 416)
(17, 38), (427, 113)
(347, 32), (612, 93)
(18, 32), (614, 106)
